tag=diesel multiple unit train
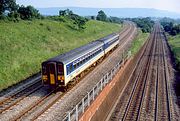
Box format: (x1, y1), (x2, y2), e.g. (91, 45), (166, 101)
(42, 33), (120, 87)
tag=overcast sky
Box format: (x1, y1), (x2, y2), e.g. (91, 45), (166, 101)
(16, 0), (180, 13)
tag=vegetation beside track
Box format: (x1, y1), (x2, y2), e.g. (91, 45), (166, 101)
(167, 34), (180, 70)
(0, 19), (121, 91)
(130, 30), (149, 56)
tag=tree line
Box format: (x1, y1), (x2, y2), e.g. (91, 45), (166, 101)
(161, 21), (180, 36)
(91, 10), (154, 33)
(94, 10), (123, 24)
(1, 2), (155, 33)
(126, 17), (154, 33)
(0, 0), (41, 21)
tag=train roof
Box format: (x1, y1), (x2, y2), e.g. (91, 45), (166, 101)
(43, 33), (119, 65)
(44, 40), (103, 64)
(98, 33), (119, 43)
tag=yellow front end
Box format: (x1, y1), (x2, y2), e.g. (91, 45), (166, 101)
(58, 75), (65, 85)
(50, 74), (55, 85)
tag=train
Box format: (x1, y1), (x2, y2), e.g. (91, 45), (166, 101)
(41, 33), (120, 87)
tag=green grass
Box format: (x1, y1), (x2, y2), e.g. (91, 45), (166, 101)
(0, 19), (121, 91)
(130, 30), (149, 56)
(168, 34), (180, 70)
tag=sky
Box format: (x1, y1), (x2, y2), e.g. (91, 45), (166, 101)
(16, 0), (180, 13)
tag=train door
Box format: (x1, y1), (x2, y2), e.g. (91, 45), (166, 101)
(47, 62), (57, 85)
(57, 63), (65, 85)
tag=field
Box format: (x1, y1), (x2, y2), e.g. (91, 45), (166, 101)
(0, 19), (121, 91)
(168, 34), (180, 70)
(129, 30), (149, 55)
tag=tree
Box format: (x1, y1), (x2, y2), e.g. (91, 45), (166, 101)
(58, 9), (88, 30)
(70, 13), (87, 29)
(6, 0), (18, 13)
(109, 16), (123, 24)
(18, 5), (40, 20)
(160, 20), (180, 35)
(0, 0), (17, 18)
(96, 10), (107, 22)
(129, 17), (154, 33)
(174, 24), (180, 33)
(74, 16), (87, 29)
(59, 10), (66, 16)
(59, 9), (73, 17)
(90, 16), (95, 20)
(0, 0), (5, 16)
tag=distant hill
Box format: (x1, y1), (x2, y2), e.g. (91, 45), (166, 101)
(37, 7), (180, 19)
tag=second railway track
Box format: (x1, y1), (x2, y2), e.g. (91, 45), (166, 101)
(109, 23), (173, 121)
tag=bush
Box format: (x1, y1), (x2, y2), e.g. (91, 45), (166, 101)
(18, 5), (40, 20)
(127, 17), (154, 33)
(46, 26), (51, 31)
(59, 9), (88, 30)
(161, 21), (180, 36)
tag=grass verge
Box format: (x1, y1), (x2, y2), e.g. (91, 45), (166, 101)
(129, 30), (149, 56)
(167, 34), (180, 70)
(0, 19), (122, 91)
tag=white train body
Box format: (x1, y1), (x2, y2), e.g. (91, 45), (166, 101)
(42, 33), (120, 87)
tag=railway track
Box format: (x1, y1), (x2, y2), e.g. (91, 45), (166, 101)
(11, 87), (62, 121)
(0, 22), (135, 121)
(0, 82), (42, 114)
(0, 79), (42, 113)
(156, 27), (171, 120)
(108, 23), (172, 121)
(122, 25), (157, 121)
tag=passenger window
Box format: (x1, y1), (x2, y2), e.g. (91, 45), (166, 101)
(74, 64), (77, 69)
(70, 64), (73, 72)
(67, 67), (70, 74)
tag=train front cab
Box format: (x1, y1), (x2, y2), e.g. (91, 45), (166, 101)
(42, 62), (65, 87)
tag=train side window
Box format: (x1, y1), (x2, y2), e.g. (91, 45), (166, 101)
(67, 67), (70, 75)
(70, 64), (73, 72)
(83, 59), (85, 63)
(74, 64), (77, 69)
